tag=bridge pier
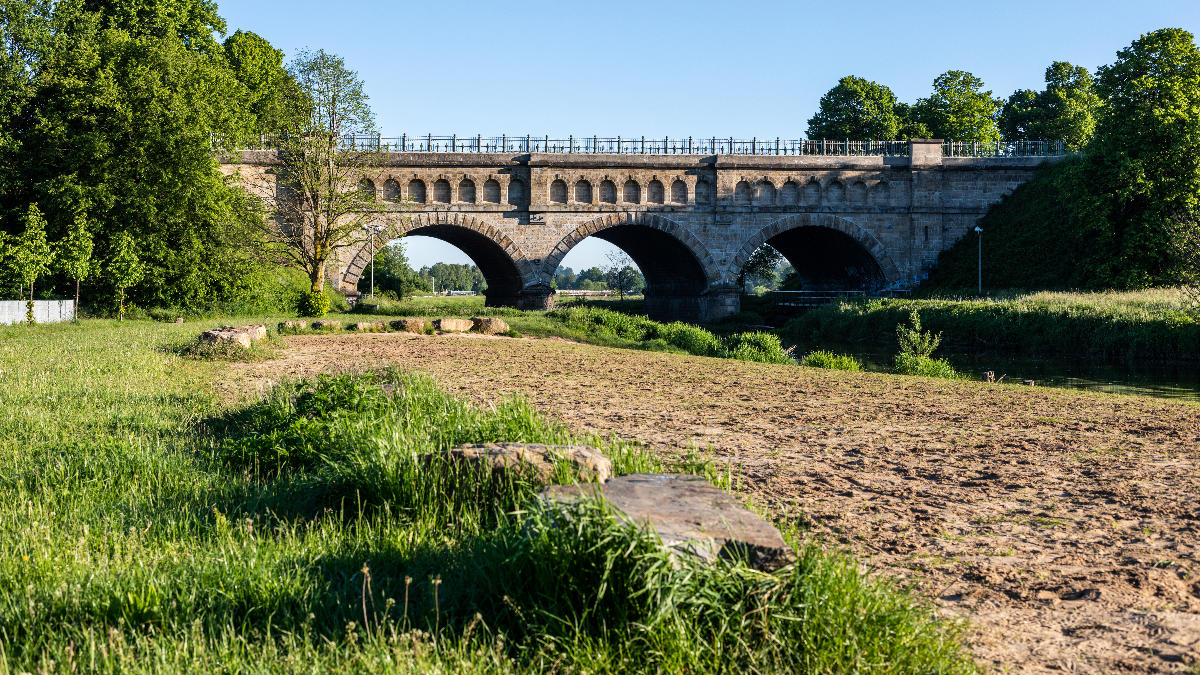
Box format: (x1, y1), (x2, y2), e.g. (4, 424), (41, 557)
(514, 284), (556, 311)
(641, 285), (740, 323)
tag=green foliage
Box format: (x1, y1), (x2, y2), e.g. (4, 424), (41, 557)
(800, 350), (863, 371)
(806, 75), (903, 139)
(222, 29), (306, 137)
(892, 353), (964, 379)
(783, 291), (1200, 363)
(106, 231), (144, 320)
(420, 261), (487, 293)
(8, 204), (54, 323)
(56, 211), (93, 284)
(1085, 28), (1200, 288)
(360, 240), (431, 298)
(298, 289), (331, 317)
(722, 331), (796, 364)
(999, 62), (1099, 149)
(602, 250), (645, 299)
(913, 70), (1002, 142)
(740, 244), (784, 291)
(4, 0), (272, 312)
(896, 311), (941, 358)
(933, 29), (1200, 293)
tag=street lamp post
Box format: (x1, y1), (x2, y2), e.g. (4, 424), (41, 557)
(363, 224), (384, 297)
(974, 225), (983, 296)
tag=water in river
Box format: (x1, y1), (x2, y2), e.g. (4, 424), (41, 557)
(833, 348), (1200, 402)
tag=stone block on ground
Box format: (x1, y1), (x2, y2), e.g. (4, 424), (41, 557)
(198, 324), (267, 349)
(353, 321), (386, 332)
(279, 320), (307, 331)
(471, 317), (510, 335)
(434, 318), (473, 333)
(540, 473), (795, 571)
(390, 318), (427, 333)
(429, 443), (612, 484)
(311, 320), (342, 331)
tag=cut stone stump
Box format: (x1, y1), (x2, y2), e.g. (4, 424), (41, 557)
(471, 317), (510, 335)
(434, 318), (473, 333)
(540, 474), (795, 571)
(311, 320), (342, 331)
(198, 324), (267, 349)
(279, 320), (307, 331)
(353, 321), (386, 332)
(429, 443), (612, 484)
(390, 318), (427, 333)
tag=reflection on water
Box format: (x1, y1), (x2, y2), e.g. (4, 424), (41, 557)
(835, 348), (1200, 402)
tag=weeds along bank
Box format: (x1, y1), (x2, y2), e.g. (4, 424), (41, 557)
(0, 320), (974, 674)
(782, 290), (1200, 363)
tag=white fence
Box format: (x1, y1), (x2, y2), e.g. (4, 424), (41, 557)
(0, 300), (75, 325)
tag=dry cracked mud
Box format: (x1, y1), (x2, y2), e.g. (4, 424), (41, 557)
(222, 331), (1200, 674)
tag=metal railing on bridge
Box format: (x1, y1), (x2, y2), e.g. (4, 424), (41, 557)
(243, 134), (913, 156)
(941, 140), (1068, 158)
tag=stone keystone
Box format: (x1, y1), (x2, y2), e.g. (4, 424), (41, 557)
(198, 324), (267, 349)
(390, 318), (427, 333)
(432, 443), (612, 484)
(471, 317), (510, 335)
(434, 318), (473, 333)
(540, 473), (795, 571)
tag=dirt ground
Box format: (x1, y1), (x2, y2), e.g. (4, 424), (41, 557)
(224, 332), (1200, 674)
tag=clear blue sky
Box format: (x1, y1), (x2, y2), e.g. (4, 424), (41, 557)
(221, 0), (1200, 270)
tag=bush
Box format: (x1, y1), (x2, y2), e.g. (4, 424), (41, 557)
(298, 290), (331, 317)
(659, 321), (721, 356)
(896, 311), (940, 358)
(893, 353), (964, 379)
(801, 350), (863, 371)
(721, 332), (795, 364)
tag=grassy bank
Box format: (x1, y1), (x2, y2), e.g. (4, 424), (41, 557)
(781, 289), (1200, 363)
(0, 320), (974, 673)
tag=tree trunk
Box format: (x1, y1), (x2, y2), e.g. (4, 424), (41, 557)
(310, 263), (324, 294)
(74, 279), (80, 321)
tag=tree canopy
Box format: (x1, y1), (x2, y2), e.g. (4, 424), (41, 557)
(999, 62), (1099, 149)
(912, 71), (1003, 143)
(806, 76), (903, 140)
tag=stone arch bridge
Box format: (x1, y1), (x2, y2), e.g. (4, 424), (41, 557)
(222, 139), (1063, 321)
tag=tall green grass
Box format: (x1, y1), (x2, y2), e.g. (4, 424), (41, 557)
(783, 289), (1200, 362)
(0, 320), (975, 673)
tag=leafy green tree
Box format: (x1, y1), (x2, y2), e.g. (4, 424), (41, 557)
(806, 76), (903, 139)
(359, 240), (430, 298)
(6, 0), (267, 312)
(739, 244), (784, 292)
(9, 204), (54, 323)
(603, 250), (644, 299)
(1085, 27), (1200, 287)
(106, 231), (143, 320)
(999, 62), (1100, 149)
(913, 70), (1002, 142)
(223, 29), (306, 138)
(56, 210), (94, 318)
(247, 49), (382, 301)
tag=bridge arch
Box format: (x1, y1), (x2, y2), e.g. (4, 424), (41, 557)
(340, 212), (536, 306)
(731, 213), (902, 290)
(543, 212), (720, 320)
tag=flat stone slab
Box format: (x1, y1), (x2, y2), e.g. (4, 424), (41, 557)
(431, 443), (612, 484)
(540, 473), (795, 571)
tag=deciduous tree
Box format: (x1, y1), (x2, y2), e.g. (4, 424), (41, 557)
(247, 49), (384, 308)
(806, 76), (903, 140)
(10, 204), (54, 323)
(56, 211), (94, 318)
(913, 70), (1002, 142)
(106, 231), (143, 320)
